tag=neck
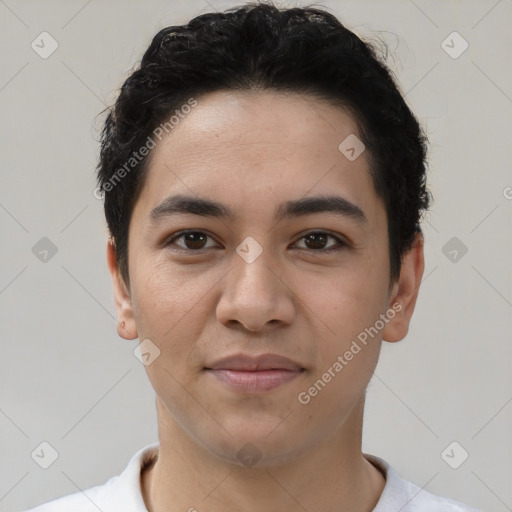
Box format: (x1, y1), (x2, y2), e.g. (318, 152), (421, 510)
(141, 396), (385, 512)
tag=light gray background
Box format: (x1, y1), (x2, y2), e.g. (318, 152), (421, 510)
(1, 1), (511, 511)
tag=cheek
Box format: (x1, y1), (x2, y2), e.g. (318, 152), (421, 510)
(299, 263), (388, 338)
(129, 260), (212, 367)
(293, 256), (389, 388)
(294, 274), (385, 416)
(131, 257), (209, 326)
(129, 264), (212, 411)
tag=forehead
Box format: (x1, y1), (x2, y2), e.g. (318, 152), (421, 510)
(133, 90), (383, 226)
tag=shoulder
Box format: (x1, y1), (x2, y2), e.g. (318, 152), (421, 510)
(365, 454), (483, 512)
(21, 443), (159, 512)
(399, 478), (483, 511)
(21, 478), (118, 512)
(21, 473), (125, 512)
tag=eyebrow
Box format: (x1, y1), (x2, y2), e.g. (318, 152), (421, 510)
(148, 194), (367, 225)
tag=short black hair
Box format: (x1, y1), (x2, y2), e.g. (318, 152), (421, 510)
(96, 1), (431, 286)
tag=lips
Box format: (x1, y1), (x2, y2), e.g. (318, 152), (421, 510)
(205, 353), (305, 372)
(204, 353), (305, 393)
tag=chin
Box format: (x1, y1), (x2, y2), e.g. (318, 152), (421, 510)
(196, 423), (312, 469)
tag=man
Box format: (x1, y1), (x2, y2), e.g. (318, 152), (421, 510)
(25, 2), (481, 511)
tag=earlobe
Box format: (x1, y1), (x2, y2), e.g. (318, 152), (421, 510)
(382, 233), (425, 343)
(106, 238), (138, 340)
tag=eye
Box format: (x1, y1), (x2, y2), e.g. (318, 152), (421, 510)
(164, 230), (218, 252)
(293, 231), (346, 253)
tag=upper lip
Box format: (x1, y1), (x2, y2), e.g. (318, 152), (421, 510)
(204, 353), (305, 371)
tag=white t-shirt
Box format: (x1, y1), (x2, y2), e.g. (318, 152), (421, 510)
(23, 442), (482, 512)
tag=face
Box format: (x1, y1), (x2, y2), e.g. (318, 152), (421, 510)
(109, 90), (422, 467)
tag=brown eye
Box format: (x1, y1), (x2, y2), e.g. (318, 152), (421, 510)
(165, 231), (217, 251)
(294, 231), (346, 253)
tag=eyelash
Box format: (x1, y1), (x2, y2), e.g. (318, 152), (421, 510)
(163, 230), (347, 254)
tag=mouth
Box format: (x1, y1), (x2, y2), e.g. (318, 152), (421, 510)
(204, 353), (306, 393)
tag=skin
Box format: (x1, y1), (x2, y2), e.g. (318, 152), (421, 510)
(107, 90), (424, 512)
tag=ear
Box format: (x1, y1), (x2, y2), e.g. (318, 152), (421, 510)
(106, 237), (138, 340)
(382, 232), (425, 343)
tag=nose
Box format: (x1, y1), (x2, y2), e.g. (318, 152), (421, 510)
(215, 243), (296, 332)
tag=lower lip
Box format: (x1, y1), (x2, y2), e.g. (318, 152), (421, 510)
(205, 369), (304, 392)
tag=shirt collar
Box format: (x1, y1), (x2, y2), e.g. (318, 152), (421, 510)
(364, 453), (416, 511)
(121, 445), (409, 512)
